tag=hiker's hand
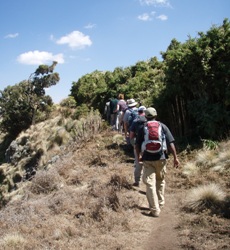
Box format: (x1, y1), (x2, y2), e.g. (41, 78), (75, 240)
(174, 157), (180, 168)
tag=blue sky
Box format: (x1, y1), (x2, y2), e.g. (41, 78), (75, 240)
(1, 0), (229, 104)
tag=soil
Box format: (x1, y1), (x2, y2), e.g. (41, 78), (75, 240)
(131, 176), (182, 250)
(99, 130), (184, 250)
(143, 193), (181, 250)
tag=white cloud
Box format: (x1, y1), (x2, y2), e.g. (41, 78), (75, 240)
(17, 50), (64, 65)
(138, 13), (152, 21)
(157, 14), (168, 20)
(4, 33), (19, 39)
(56, 30), (92, 49)
(139, 0), (170, 7)
(138, 11), (167, 21)
(138, 11), (156, 21)
(84, 23), (96, 29)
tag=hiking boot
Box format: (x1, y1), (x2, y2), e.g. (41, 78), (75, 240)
(132, 182), (139, 187)
(150, 210), (160, 217)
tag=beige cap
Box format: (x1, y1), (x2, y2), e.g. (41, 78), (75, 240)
(145, 107), (157, 118)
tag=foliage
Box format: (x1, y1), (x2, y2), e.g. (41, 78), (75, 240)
(0, 81), (34, 137)
(201, 139), (218, 150)
(160, 18), (230, 139)
(72, 104), (91, 120)
(70, 57), (165, 114)
(1, 19), (229, 142)
(70, 19), (230, 140)
(0, 62), (59, 138)
(60, 96), (77, 108)
(71, 70), (108, 113)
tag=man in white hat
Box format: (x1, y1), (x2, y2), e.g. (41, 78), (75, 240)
(122, 99), (138, 145)
(129, 106), (146, 187)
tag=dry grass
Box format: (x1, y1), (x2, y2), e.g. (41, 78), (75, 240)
(177, 138), (230, 249)
(0, 129), (147, 249)
(29, 169), (62, 194)
(195, 149), (217, 169)
(182, 162), (199, 177)
(184, 183), (226, 213)
(0, 233), (27, 250)
(0, 109), (102, 203)
(0, 114), (230, 249)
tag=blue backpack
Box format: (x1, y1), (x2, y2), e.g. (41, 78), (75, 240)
(128, 108), (138, 128)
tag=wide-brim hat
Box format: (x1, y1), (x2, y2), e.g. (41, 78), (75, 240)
(127, 98), (138, 107)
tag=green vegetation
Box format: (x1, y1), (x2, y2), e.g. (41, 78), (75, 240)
(0, 61), (59, 139)
(1, 19), (229, 141)
(70, 18), (230, 141)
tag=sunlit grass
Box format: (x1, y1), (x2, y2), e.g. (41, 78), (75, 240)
(0, 233), (27, 250)
(195, 149), (216, 169)
(182, 162), (199, 177)
(112, 134), (124, 145)
(184, 183), (226, 212)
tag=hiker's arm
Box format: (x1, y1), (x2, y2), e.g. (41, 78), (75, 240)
(114, 104), (119, 113)
(134, 130), (142, 161)
(169, 142), (180, 168)
(129, 131), (135, 147)
(135, 144), (142, 162)
(124, 122), (129, 137)
(129, 131), (135, 139)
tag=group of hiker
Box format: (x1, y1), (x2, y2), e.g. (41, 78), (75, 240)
(104, 94), (180, 218)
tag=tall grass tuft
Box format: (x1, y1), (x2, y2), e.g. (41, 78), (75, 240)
(182, 162), (199, 177)
(184, 183), (226, 213)
(0, 233), (27, 250)
(195, 150), (216, 169)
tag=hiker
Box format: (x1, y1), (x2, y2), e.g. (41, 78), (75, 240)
(104, 99), (111, 123)
(117, 94), (127, 133)
(109, 96), (119, 131)
(129, 106), (146, 187)
(135, 107), (180, 217)
(122, 98), (138, 145)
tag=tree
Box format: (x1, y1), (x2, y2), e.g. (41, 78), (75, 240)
(27, 61), (60, 124)
(160, 19), (230, 139)
(0, 61), (60, 138)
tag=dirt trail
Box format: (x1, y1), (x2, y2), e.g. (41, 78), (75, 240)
(133, 181), (182, 250)
(144, 193), (181, 249)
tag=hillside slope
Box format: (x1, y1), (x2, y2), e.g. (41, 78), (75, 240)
(0, 127), (229, 250)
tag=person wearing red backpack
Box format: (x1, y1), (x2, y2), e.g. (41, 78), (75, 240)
(135, 107), (180, 217)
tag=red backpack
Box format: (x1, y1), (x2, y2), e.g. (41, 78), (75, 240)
(141, 121), (167, 154)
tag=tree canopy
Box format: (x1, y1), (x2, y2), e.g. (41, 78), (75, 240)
(0, 61), (59, 138)
(70, 19), (230, 140)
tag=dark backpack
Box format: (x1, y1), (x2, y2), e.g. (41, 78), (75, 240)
(128, 108), (138, 128)
(133, 115), (147, 136)
(141, 121), (167, 154)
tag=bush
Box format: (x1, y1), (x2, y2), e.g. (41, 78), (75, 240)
(72, 104), (90, 120)
(184, 183), (226, 213)
(30, 169), (61, 194)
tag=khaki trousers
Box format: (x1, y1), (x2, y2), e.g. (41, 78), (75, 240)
(142, 159), (167, 213)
